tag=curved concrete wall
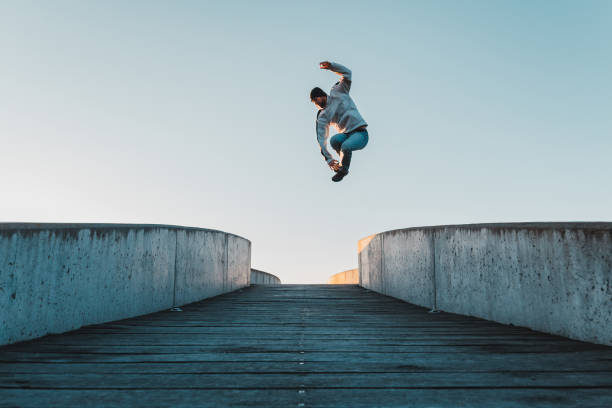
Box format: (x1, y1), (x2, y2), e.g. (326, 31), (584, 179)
(250, 269), (281, 285)
(328, 268), (358, 284)
(0, 223), (251, 346)
(358, 223), (612, 346)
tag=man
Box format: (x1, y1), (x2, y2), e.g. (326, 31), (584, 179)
(311, 61), (369, 182)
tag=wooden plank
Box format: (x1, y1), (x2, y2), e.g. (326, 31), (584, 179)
(1, 341), (603, 358)
(2, 349), (611, 365)
(1, 388), (612, 408)
(1, 371), (612, 389)
(3, 359), (612, 375)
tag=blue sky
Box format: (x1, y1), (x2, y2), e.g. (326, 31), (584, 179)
(1, 1), (611, 283)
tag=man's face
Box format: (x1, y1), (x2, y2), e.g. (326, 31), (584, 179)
(312, 95), (327, 110)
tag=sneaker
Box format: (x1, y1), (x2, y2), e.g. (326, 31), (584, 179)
(331, 168), (348, 182)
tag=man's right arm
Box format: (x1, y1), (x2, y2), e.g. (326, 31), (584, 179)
(316, 112), (335, 164)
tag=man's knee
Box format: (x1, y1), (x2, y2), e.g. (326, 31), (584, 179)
(340, 143), (353, 154)
(330, 138), (342, 152)
(341, 137), (367, 153)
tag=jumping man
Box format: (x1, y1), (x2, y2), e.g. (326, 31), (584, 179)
(310, 61), (369, 182)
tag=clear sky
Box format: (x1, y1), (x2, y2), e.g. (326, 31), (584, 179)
(2, 1), (611, 283)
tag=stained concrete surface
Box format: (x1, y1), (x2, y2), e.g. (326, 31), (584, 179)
(359, 223), (612, 345)
(0, 224), (251, 346)
(381, 229), (434, 309)
(1, 285), (611, 407)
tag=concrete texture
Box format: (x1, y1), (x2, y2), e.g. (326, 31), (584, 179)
(0, 223), (251, 346)
(174, 229), (226, 306)
(227, 235), (251, 290)
(357, 234), (382, 292)
(358, 223), (612, 345)
(250, 269), (281, 285)
(381, 229), (435, 309)
(327, 268), (358, 284)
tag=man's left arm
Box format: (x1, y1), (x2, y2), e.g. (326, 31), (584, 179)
(320, 61), (352, 93)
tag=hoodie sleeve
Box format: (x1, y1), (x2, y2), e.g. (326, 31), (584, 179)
(316, 111), (334, 163)
(328, 62), (352, 93)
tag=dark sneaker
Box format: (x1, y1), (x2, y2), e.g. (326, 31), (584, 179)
(332, 168), (348, 182)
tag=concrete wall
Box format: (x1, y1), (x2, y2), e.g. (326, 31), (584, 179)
(328, 268), (359, 284)
(358, 223), (612, 346)
(0, 223), (251, 346)
(250, 269), (281, 285)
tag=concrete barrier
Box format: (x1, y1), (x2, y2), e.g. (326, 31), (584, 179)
(328, 268), (359, 284)
(250, 269), (281, 285)
(0, 223), (251, 346)
(358, 223), (612, 346)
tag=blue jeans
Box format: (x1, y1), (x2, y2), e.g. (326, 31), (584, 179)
(330, 129), (369, 172)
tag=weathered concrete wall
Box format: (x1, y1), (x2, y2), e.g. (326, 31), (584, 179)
(0, 224), (251, 346)
(250, 269), (281, 285)
(358, 223), (612, 345)
(381, 229), (435, 309)
(328, 269), (359, 284)
(358, 234), (383, 292)
(174, 229), (225, 306)
(228, 235), (252, 290)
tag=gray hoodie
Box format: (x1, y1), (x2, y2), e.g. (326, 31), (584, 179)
(316, 62), (368, 163)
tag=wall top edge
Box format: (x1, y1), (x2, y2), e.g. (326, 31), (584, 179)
(359, 222), (612, 242)
(330, 268), (358, 277)
(0, 223), (250, 242)
(251, 269), (282, 281)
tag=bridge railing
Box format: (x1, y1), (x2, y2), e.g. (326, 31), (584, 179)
(0, 223), (251, 346)
(358, 223), (612, 346)
(328, 268), (358, 284)
(250, 269), (281, 285)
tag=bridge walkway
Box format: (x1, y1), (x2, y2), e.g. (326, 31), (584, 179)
(1, 284), (611, 407)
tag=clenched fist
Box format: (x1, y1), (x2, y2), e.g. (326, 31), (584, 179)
(328, 160), (341, 172)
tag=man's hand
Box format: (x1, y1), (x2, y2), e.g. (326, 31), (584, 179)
(328, 160), (340, 172)
(319, 61), (331, 70)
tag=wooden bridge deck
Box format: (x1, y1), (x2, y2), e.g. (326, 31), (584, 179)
(1, 284), (611, 407)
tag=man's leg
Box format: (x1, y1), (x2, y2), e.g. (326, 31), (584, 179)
(330, 133), (348, 155)
(332, 130), (369, 182)
(339, 130), (369, 172)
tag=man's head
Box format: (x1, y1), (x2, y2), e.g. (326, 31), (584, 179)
(310, 87), (327, 110)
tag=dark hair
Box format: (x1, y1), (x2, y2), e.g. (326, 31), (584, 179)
(310, 87), (327, 101)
